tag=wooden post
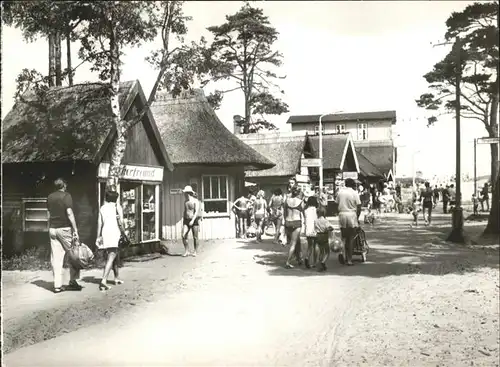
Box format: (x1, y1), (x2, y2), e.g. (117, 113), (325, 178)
(447, 37), (465, 243)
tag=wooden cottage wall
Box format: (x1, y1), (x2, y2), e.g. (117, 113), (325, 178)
(2, 162), (97, 253)
(162, 166), (241, 240)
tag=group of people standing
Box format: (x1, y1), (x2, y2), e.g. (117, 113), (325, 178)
(233, 177), (361, 270)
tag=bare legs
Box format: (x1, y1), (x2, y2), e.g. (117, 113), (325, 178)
(306, 237), (317, 268)
(101, 248), (121, 290)
(182, 224), (199, 256)
(237, 216), (248, 239)
(285, 227), (301, 268)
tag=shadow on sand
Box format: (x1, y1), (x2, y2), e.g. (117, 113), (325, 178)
(236, 214), (499, 279)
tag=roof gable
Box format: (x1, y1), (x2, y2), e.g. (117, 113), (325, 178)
(309, 134), (358, 171)
(150, 89), (274, 170)
(353, 143), (393, 175)
(2, 80), (172, 169)
(242, 138), (308, 177)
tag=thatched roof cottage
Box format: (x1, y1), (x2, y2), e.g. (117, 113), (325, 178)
(150, 88), (274, 240)
(2, 80), (172, 255)
(238, 132), (316, 196)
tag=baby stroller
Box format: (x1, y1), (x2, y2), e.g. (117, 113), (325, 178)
(338, 227), (370, 264)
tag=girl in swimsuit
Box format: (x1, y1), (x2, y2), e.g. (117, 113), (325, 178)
(233, 194), (251, 239)
(284, 187), (304, 269)
(253, 190), (267, 242)
(268, 188), (285, 245)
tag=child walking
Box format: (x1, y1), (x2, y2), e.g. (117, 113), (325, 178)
(314, 207), (334, 272)
(303, 196), (319, 269)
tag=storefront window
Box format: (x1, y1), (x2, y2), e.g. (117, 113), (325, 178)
(202, 175), (229, 215)
(120, 183), (140, 244)
(142, 184), (157, 241)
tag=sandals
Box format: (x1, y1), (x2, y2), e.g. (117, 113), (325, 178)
(99, 283), (111, 291)
(285, 263), (294, 269)
(114, 279), (124, 285)
(54, 287), (63, 294)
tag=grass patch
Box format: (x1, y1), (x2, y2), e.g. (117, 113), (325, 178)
(2, 246), (52, 271)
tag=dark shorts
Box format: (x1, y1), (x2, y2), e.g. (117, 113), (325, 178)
(255, 213), (265, 221)
(285, 220), (302, 229)
(237, 210), (249, 219)
(423, 201), (433, 209)
(183, 217), (200, 227)
(316, 233), (329, 247)
(340, 227), (356, 240)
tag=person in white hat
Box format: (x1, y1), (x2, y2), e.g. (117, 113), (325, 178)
(182, 185), (200, 257)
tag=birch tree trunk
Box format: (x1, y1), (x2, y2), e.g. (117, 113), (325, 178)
(66, 29), (73, 86)
(54, 31), (62, 86)
(48, 33), (56, 87)
(488, 85), (499, 184)
(106, 23), (126, 193)
(484, 171), (499, 234)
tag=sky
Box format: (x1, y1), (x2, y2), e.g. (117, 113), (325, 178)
(1, 1), (496, 178)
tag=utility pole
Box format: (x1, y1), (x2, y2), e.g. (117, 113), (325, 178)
(447, 37), (465, 243)
(474, 138), (477, 215)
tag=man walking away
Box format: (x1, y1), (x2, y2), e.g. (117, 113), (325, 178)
(47, 178), (82, 293)
(420, 182), (434, 225)
(335, 178), (362, 266)
(442, 185), (450, 214)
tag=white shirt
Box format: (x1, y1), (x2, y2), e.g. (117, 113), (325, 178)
(335, 187), (361, 213)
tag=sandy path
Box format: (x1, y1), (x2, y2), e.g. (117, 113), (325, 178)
(3, 213), (499, 366)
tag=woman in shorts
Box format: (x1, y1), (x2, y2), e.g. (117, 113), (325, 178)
(284, 187), (304, 269)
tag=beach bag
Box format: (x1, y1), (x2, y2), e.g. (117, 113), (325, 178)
(67, 239), (94, 269)
(116, 204), (131, 247)
(329, 231), (342, 252)
(246, 225), (256, 238)
(264, 221), (276, 237)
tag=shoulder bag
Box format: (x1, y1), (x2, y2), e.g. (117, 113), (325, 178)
(116, 204), (131, 247)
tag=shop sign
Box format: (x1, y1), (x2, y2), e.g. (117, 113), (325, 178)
(301, 158), (322, 167)
(97, 163), (163, 182)
(343, 171), (358, 180)
(169, 188), (183, 195)
(477, 137), (500, 145)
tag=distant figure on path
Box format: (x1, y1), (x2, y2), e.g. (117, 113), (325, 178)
(442, 185), (450, 214)
(303, 196), (319, 269)
(335, 178), (362, 266)
(284, 186), (304, 269)
(253, 190), (267, 242)
(318, 187), (329, 212)
(433, 185), (440, 207)
(182, 185), (200, 257)
(233, 193), (251, 239)
(47, 178), (82, 293)
(419, 182), (434, 225)
(96, 190), (124, 291)
(268, 188), (285, 245)
(448, 184), (456, 210)
(479, 183), (490, 212)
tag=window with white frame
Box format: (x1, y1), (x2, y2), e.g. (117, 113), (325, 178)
(335, 124), (346, 134)
(202, 175), (229, 215)
(314, 125), (325, 135)
(357, 123), (368, 140)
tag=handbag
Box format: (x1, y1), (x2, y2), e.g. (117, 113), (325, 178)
(67, 237), (95, 269)
(116, 204), (131, 247)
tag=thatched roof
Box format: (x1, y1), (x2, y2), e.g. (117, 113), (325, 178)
(2, 80), (172, 169)
(241, 138), (309, 178)
(150, 89), (274, 170)
(309, 134), (356, 171)
(356, 150), (385, 178)
(353, 143), (393, 175)
(287, 110), (397, 125)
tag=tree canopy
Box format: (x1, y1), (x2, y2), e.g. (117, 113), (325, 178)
(416, 2), (499, 183)
(202, 2), (289, 133)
